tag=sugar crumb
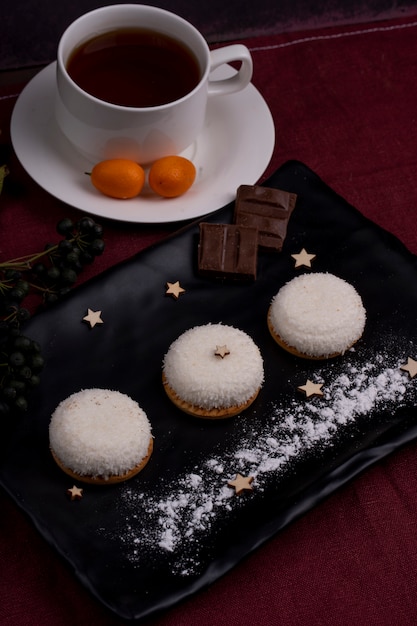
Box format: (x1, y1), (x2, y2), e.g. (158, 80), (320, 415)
(101, 339), (414, 577)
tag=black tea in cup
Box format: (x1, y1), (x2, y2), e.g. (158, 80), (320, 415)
(66, 28), (201, 107)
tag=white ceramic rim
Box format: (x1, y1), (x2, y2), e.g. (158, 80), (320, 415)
(10, 63), (275, 223)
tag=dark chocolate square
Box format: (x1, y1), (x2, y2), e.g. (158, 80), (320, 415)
(234, 184), (297, 251)
(198, 222), (258, 281)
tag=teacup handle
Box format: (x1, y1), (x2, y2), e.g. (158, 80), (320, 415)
(208, 44), (253, 96)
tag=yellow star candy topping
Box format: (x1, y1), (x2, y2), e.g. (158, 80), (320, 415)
(214, 345), (230, 358)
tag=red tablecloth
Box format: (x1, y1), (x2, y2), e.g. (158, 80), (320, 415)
(2, 14), (417, 626)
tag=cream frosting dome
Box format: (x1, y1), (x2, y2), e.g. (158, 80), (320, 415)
(269, 273), (366, 357)
(49, 388), (152, 479)
(163, 323), (264, 410)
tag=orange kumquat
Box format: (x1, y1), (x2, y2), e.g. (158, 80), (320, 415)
(90, 159), (145, 199)
(148, 156), (196, 198)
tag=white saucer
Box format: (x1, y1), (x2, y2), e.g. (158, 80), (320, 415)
(11, 63), (275, 223)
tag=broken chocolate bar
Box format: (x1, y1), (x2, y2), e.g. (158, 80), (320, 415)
(234, 184), (297, 251)
(198, 223), (258, 281)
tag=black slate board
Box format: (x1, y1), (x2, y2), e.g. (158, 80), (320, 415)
(2, 160), (417, 621)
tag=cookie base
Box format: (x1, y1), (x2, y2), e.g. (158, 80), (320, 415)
(50, 438), (153, 485)
(162, 373), (259, 419)
(267, 308), (350, 360)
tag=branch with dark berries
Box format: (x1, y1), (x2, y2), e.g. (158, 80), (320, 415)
(0, 216), (105, 416)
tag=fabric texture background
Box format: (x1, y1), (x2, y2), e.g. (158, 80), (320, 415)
(1, 0), (417, 69)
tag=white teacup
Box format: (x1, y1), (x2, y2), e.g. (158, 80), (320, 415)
(55, 4), (253, 164)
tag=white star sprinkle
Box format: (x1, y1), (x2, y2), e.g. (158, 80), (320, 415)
(297, 379), (324, 398)
(82, 308), (104, 328)
(227, 473), (254, 495)
(67, 485), (83, 501)
(291, 248), (316, 268)
(165, 281), (186, 299)
(400, 357), (417, 379)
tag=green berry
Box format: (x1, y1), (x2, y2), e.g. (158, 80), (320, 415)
(56, 218), (74, 236)
(9, 351), (25, 367)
